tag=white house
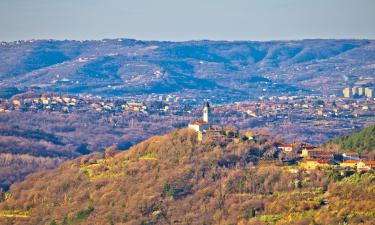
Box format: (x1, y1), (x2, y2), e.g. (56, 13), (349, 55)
(342, 152), (360, 161)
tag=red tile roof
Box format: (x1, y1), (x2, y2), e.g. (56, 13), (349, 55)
(364, 161), (375, 166)
(190, 121), (208, 126)
(342, 160), (360, 164)
(277, 143), (294, 148)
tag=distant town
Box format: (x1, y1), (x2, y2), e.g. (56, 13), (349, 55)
(1, 89), (375, 145)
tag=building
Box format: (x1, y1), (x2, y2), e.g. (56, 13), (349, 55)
(243, 132), (270, 141)
(301, 147), (334, 160)
(124, 102), (147, 112)
(276, 143), (294, 152)
(299, 159), (334, 169)
(12, 100), (21, 107)
(352, 87), (358, 96)
(188, 121), (209, 132)
(188, 101), (210, 132)
(203, 101), (210, 123)
(344, 86), (374, 98)
(357, 161), (375, 171)
(343, 87), (351, 98)
(358, 87), (364, 96)
(342, 152), (360, 161)
(340, 160), (360, 168)
(365, 87), (373, 98)
(275, 142), (301, 153)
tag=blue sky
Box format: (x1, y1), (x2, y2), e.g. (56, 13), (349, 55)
(0, 0), (374, 41)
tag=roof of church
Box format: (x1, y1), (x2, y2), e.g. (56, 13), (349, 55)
(189, 121), (209, 126)
(204, 101), (210, 108)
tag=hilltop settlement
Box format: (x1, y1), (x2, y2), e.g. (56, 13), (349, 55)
(188, 101), (375, 172)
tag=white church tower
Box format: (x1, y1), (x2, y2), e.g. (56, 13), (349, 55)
(203, 101), (210, 123)
(188, 101), (211, 132)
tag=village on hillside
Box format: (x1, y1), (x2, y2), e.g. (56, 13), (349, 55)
(188, 101), (375, 172)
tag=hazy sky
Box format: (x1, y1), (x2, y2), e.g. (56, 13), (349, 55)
(1, 0), (374, 41)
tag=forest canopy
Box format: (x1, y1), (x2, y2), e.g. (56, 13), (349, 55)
(329, 124), (375, 153)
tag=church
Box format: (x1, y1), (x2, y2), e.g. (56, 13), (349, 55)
(188, 101), (210, 132)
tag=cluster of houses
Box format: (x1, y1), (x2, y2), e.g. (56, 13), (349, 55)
(0, 92), (195, 116)
(274, 142), (375, 171)
(217, 95), (375, 145)
(188, 101), (375, 172)
(234, 95), (375, 120)
(0, 94), (164, 114)
(0, 95), (79, 113)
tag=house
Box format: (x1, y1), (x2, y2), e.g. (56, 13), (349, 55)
(244, 132), (270, 141)
(243, 132), (257, 141)
(301, 148), (334, 159)
(63, 97), (71, 103)
(12, 100), (21, 107)
(276, 142), (302, 153)
(342, 152), (360, 161)
(340, 160), (360, 168)
(54, 97), (63, 103)
(188, 101), (210, 132)
(357, 161), (375, 171)
(125, 102), (147, 112)
(276, 143), (294, 152)
(42, 99), (49, 105)
(0, 106), (6, 112)
(299, 159), (334, 169)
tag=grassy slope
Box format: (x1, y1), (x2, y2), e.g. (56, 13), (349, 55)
(0, 129), (374, 225)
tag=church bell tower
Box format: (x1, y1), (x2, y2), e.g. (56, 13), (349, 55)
(203, 101), (210, 123)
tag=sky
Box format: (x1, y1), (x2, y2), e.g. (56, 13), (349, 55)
(0, 0), (374, 42)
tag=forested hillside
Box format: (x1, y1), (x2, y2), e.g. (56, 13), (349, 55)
(0, 129), (374, 225)
(329, 124), (375, 153)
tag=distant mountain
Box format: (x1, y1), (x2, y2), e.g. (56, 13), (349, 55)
(329, 123), (375, 153)
(1, 129), (374, 225)
(1, 39), (375, 102)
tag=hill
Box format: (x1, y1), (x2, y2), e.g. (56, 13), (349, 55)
(1, 39), (375, 101)
(328, 124), (375, 154)
(0, 129), (374, 225)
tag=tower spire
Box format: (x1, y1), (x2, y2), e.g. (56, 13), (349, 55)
(203, 100), (210, 123)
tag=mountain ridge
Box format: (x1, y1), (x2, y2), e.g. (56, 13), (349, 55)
(1, 39), (375, 102)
